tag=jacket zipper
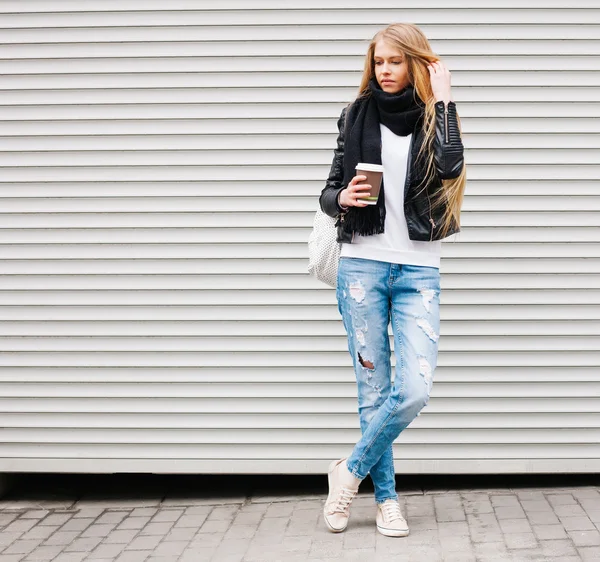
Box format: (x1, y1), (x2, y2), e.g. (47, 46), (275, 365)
(427, 191), (435, 241)
(444, 102), (449, 144)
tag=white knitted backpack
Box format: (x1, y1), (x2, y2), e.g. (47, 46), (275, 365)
(307, 208), (341, 288)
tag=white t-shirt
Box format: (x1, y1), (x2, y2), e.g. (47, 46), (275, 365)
(340, 123), (441, 268)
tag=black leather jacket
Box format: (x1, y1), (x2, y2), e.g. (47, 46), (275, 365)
(319, 99), (464, 242)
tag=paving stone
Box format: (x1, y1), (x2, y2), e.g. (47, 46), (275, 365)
(538, 538), (579, 557)
(103, 529), (139, 544)
(39, 514), (73, 526)
(114, 551), (153, 562)
(0, 533), (22, 548)
(438, 533), (472, 552)
(223, 524), (256, 540)
(96, 512), (128, 525)
(546, 494), (578, 506)
(495, 506), (527, 519)
(437, 521), (469, 536)
(435, 509), (466, 522)
(117, 517), (152, 531)
(490, 495), (521, 507)
(42, 531), (80, 547)
(150, 542), (188, 558)
(527, 510), (561, 525)
(555, 504), (588, 517)
(499, 517), (532, 534)
(531, 523), (569, 540)
(124, 535), (163, 551)
(343, 532), (375, 550)
(503, 532), (538, 549)
(20, 525), (58, 541)
(69, 508), (103, 519)
(81, 523), (118, 538)
(521, 499), (553, 512)
(587, 510), (600, 524)
(0, 555), (26, 562)
(173, 515), (210, 528)
(63, 536), (103, 553)
(18, 511), (49, 520)
(3, 520), (37, 534)
(23, 544), (64, 560)
(52, 554), (87, 562)
(462, 500), (494, 515)
(139, 522), (175, 536)
(405, 517), (437, 532)
(579, 546), (600, 561)
(165, 527), (198, 542)
(150, 511), (183, 523)
(2, 540), (42, 555)
(514, 491), (546, 501)
(87, 542), (126, 559)
(0, 513), (19, 526)
(560, 515), (596, 531)
(472, 541), (510, 558)
(180, 547), (216, 562)
(130, 508), (158, 518)
(441, 552), (476, 562)
(568, 529), (600, 547)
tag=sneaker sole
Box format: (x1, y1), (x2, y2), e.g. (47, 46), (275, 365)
(323, 459), (348, 533)
(376, 523), (410, 537)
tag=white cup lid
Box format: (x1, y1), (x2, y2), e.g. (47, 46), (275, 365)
(355, 162), (384, 172)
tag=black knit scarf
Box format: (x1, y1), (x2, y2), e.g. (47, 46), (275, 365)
(342, 77), (426, 236)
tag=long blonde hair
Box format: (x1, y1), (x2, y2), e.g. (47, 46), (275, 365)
(355, 23), (466, 239)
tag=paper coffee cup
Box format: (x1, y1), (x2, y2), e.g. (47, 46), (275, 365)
(355, 163), (384, 205)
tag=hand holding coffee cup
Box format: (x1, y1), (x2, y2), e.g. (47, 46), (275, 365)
(339, 163), (384, 208)
(339, 175), (372, 208)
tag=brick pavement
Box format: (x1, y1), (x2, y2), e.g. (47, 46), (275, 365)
(0, 476), (599, 562)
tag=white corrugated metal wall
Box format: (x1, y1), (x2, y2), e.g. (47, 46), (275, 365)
(0, 1), (598, 474)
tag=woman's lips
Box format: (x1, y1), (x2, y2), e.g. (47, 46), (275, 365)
(382, 80), (395, 84)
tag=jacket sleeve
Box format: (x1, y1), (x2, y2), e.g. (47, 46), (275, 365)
(319, 105), (349, 217)
(433, 100), (464, 180)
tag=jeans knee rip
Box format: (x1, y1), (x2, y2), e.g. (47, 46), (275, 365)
(416, 355), (433, 417)
(349, 280), (366, 303)
(418, 288), (436, 313)
(357, 352), (382, 397)
(415, 316), (439, 343)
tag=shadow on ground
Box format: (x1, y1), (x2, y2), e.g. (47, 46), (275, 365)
(1, 472), (599, 504)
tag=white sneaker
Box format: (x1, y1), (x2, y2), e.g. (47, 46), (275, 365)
(376, 498), (409, 537)
(323, 457), (360, 532)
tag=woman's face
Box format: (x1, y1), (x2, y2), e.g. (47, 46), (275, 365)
(373, 39), (411, 94)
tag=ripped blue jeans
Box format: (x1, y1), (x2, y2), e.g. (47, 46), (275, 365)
(336, 256), (441, 504)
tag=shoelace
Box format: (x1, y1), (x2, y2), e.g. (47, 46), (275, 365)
(326, 486), (358, 515)
(381, 500), (406, 523)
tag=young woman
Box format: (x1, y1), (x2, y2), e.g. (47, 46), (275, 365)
(319, 23), (466, 537)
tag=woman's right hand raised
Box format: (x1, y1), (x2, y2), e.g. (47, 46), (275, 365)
(338, 175), (372, 208)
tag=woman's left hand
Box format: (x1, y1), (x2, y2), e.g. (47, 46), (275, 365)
(428, 60), (453, 105)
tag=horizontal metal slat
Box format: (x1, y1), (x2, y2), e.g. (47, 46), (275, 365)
(3, 0), (597, 12)
(1, 427), (599, 445)
(2, 71), (600, 90)
(2, 9), (599, 27)
(0, 365), (597, 383)
(2, 39), (600, 58)
(0, 304), (596, 322)
(0, 410), (597, 429)
(1, 55), (599, 75)
(1, 133), (599, 151)
(1, 381), (599, 398)
(0, 395), (597, 413)
(1, 319), (598, 337)
(1, 442), (598, 459)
